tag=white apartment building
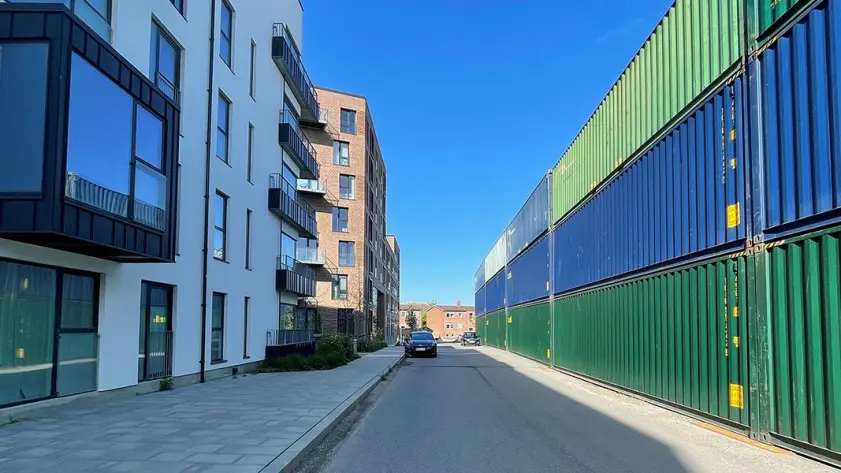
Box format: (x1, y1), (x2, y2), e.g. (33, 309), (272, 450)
(0, 0), (327, 409)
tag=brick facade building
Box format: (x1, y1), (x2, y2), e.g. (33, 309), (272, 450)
(399, 303), (476, 341)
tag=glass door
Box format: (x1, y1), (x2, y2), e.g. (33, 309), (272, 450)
(138, 282), (172, 381)
(56, 273), (98, 397)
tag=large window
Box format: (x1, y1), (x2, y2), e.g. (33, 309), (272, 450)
(66, 53), (168, 231)
(245, 209), (252, 269)
(247, 123), (254, 183)
(337, 308), (354, 335)
(340, 108), (356, 134)
(0, 43), (48, 193)
(333, 141), (349, 166)
(339, 241), (355, 267)
(243, 296), (250, 359)
(332, 207), (349, 232)
(220, 1), (233, 68)
(150, 22), (180, 103)
(213, 192), (228, 261)
(217, 93), (230, 163)
(169, 0), (184, 14)
(281, 232), (296, 261)
(332, 275), (348, 300)
(211, 293), (225, 362)
(283, 164), (298, 199)
(0, 261), (98, 408)
(339, 175), (355, 200)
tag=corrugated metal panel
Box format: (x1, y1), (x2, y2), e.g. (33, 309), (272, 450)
(506, 174), (550, 262)
(553, 79), (748, 295)
(506, 234), (551, 307)
(474, 261), (486, 292)
(752, 0), (841, 236)
(475, 285), (487, 316)
(552, 253), (753, 427)
(507, 302), (551, 363)
(752, 0), (816, 42)
(764, 227), (841, 455)
(552, 0), (743, 225)
(482, 310), (507, 349)
(485, 269), (506, 314)
(484, 234), (507, 283)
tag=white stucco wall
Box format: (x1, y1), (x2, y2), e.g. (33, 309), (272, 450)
(0, 0), (309, 392)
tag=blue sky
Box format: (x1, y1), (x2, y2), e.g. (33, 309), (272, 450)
(303, 0), (671, 305)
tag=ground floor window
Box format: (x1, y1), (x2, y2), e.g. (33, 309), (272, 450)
(338, 308), (354, 335)
(138, 282), (173, 381)
(0, 259), (98, 408)
(211, 292), (225, 362)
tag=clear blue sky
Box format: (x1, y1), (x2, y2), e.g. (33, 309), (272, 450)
(303, 0), (671, 306)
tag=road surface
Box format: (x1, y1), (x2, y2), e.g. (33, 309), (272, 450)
(302, 345), (832, 473)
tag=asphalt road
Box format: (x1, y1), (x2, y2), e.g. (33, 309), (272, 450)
(309, 345), (833, 473)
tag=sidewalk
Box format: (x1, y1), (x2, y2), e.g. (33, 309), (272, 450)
(0, 347), (404, 473)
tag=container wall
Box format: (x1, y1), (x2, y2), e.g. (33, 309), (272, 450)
(484, 234), (507, 283)
(553, 79), (748, 295)
(475, 261), (486, 293)
(752, 0), (816, 42)
(751, 0), (841, 237)
(506, 234), (551, 307)
(764, 227), (841, 454)
(552, 253), (754, 427)
(552, 0), (743, 225)
(506, 174), (550, 262)
(507, 302), (551, 363)
(475, 285), (487, 316)
(485, 269), (506, 314)
(482, 310), (507, 349)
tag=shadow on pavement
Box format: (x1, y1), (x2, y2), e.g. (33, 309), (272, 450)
(320, 344), (691, 473)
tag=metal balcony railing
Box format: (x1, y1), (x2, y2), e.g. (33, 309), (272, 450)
(271, 23), (319, 121)
(66, 172), (167, 231)
(266, 329), (314, 346)
(277, 254), (315, 280)
(269, 174), (315, 214)
(296, 247), (326, 265)
(279, 108), (319, 179)
(155, 73), (180, 105)
(297, 179), (327, 194)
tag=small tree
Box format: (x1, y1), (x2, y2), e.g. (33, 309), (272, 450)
(406, 311), (418, 331)
(420, 311), (428, 328)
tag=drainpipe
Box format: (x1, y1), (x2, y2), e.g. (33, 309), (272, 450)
(199, 0), (218, 383)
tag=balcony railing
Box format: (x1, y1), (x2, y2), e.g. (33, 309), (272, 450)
(267, 329), (314, 346)
(297, 179), (327, 195)
(271, 23), (319, 122)
(296, 247), (326, 265)
(276, 255), (316, 296)
(268, 174), (317, 238)
(66, 172), (167, 231)
(138, 330), (173, 381)
(277, 254), (315, 279)
(155, 72), (180, 105)
(279, 108), (319, 179)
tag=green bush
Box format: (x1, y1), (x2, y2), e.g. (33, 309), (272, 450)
(316, 334), (353, 359)
(259, 349), (351, 373)
(358, 336), (388, 353)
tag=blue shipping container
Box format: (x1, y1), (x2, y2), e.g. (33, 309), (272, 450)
(475, 285), (487, 316)
(506, 233), (550, 307)
(506, 174), (551, 262)
(751, 0), (841, 237)
(485, 268), (506, 313)
(474, 260), (486, 292)
(553, 79), (748, 295)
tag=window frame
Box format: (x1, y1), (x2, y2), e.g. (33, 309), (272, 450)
(245, 208), (252, 269)
(216, 92), (231, 163)
(150, 21), (181, 104)
(249, 39), (256, 99)
(332, 274), (348, 300)
(332, 207), (349, 232)
(338, 241), (355, 267)
(340, 108), (356, 134)
(220, 0), (233, 68)
(339, 174), (355, 200)
(243, 296), (250, 359)
(170, 0), (184, 15)
(246, 123), (254, 183)
(211, 292), (226, 363)
(213, 191), (228, 261)
(333, 140), (350, 166)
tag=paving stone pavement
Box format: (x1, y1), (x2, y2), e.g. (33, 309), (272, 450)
(0, 347), (404, 473)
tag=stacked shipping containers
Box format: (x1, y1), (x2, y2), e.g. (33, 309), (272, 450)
(474, 0), (841, 463)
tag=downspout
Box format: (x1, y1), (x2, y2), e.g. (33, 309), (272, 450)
(200, 0), (218, 383)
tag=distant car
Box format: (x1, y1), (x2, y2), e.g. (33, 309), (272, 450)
(405, 331), (438, 358)
(461, 331), (481, 347)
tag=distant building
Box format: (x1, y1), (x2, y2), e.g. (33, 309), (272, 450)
(399, 302), (475, 340)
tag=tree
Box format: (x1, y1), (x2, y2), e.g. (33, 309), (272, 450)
(420, 311), (428, 328)
(406, 311), (418, 331)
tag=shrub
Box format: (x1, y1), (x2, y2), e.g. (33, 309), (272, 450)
(259, 350), (350, 373)
(358, 336), (388, 353)
(264, 354), (308, 371)
(316, 334), (353, 359)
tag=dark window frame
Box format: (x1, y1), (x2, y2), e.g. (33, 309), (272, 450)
(246, 123), (254, 183)
(217, 92), (231, 163)
(211, 292), (226, 362)
(169, 0), (185, 15)
(213, 191), (228, 261)
(150, 21), (181, 104)
(245, 208), (252, 269)
(332, 207), (349, 232)
(339, 174), (355, 200)
(332, 274), (348, 300)
(243, 296), (250, 359)
(333, 140), (350, 166)
(338, 241), (355, 267)
(340, 108), (356, 134)
(220, 0), (233, 68)
(249, 39), (256, 98)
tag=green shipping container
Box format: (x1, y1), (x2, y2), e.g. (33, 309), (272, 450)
(751, 0), (816, 44)
(483, 310), (507, 349)
(761, 227), (841, 455)
(507, 302), (552, 363)
(552, 253), (754, 428)
(552, 0), (742, 225)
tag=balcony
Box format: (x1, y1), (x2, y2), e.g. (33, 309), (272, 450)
(0, 5), (179, 262)
(268, 174), (317, 238)
(297, 179), (327, 196)
(279, 109), (319, 180)
(276, 255), (316, 296)
(296, 247), (326, 266)
(271, 23), (320, 124)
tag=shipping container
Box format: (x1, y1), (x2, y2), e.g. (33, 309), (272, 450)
(475, 285), (487, 316)
(553, 79), (748, 295)
(506, 234), (551, 307)
(552, 0), (743, 225)
(750, 0), (841, 238)
(485, 269), (506, 314)
(761, 226), (841, 456)
(751, 0), (821, 45)
(483, 310), (507, 349)
(506, 174), (551, 262)
(475, 261), (486, 293)
(483, 234), (507, 283)
(507, 301), (551, 363)
(553, 252), (754, 428)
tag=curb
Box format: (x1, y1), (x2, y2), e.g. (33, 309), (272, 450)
(263, 353), (405, 473)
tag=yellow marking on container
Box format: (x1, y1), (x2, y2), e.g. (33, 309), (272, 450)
(507, 272), (512, 280)
(16, 348), (24, 359)
(733, 306), (739, 318)
(730, 129), (736, 141)
(546, 281), (550, 291)
(726, 203), (741, 228)
(485, 320), (489, 326)
(730, 158), (737, 168)
(507, 316), (513, 324)
(692, 422), (790, 454)
(733, 336), (740, 347)
(546, 349), (551, 359)
(729, 383), (744, 409)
